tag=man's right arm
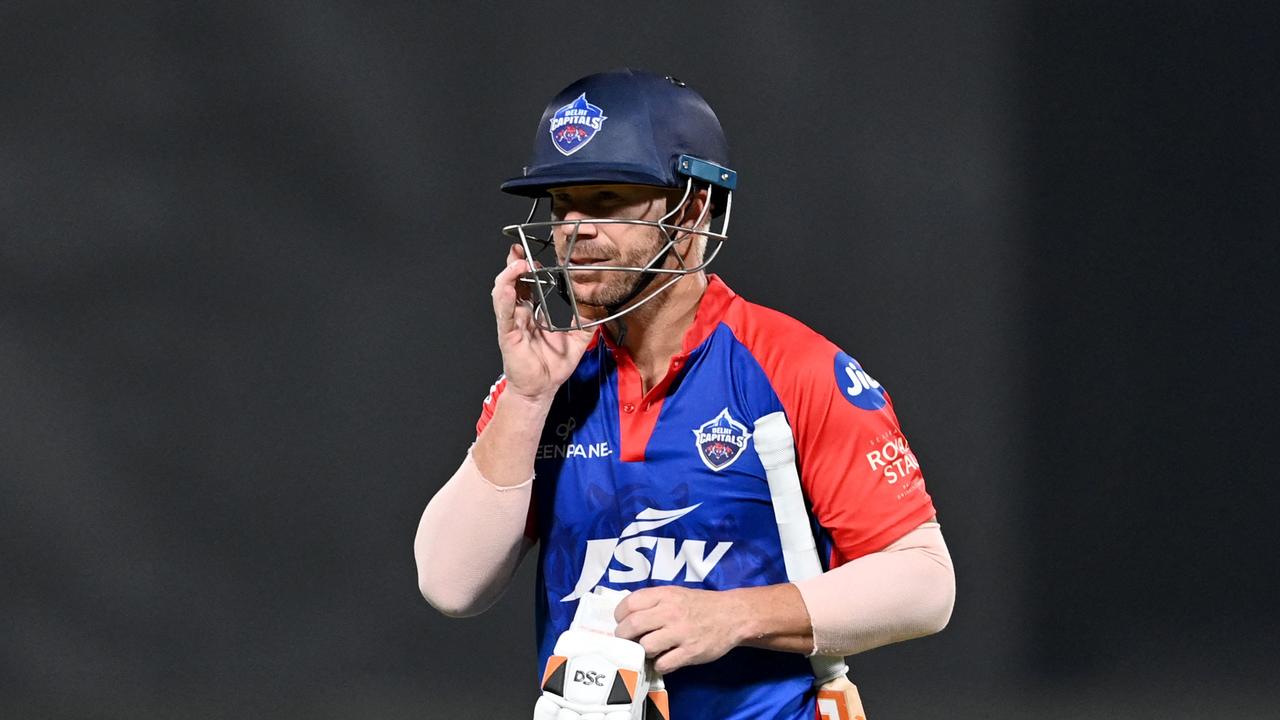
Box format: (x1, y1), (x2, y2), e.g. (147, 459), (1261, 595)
(413, 449), (534, 617)
(470, 388), (554, 487)
(413, 383), (549, 617)
(415, 245), (593, 616)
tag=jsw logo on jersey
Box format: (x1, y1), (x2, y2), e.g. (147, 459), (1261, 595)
(561, 504), (733, 602)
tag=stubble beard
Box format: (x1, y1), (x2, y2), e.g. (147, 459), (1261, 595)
(567, 227), (672, 313)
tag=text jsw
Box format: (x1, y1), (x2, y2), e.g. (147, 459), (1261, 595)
(562, 505), (732, 601)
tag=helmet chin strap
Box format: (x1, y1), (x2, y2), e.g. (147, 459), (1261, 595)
(601, 193), (696, 322)
(565, 244), (666, 348)
(603, 244), (673, 316)
(550, 244), (669, 318)
(599, 251), (665, 347)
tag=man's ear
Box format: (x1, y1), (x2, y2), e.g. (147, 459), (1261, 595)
(673, 188), (710, 229)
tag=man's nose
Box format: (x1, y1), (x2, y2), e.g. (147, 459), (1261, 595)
(558, 211), (598, 241)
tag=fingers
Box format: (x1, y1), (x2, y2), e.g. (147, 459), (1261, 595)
(513, 298), (535, 330)
(614, 606), (665, 642)
(614, 587), (663, 623)
(613, 591), (681, 659)
(612, 587), (732, 674)
(637, 627), (681, 659)
(544, 326), (593, 362)
(507, 244), (542, 306)
(652, 647), (693, 675)
(492, 259), (527, 335)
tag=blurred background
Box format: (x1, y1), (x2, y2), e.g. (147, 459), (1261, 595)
(3, 1), (1277, 717)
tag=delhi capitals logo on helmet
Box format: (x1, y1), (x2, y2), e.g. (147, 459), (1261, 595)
(693, 408), (752, 472)
(549, 93), (607, 156)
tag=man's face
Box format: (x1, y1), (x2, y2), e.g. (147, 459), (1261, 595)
(548, 184), (681, 310)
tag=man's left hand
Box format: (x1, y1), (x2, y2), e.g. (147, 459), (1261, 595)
(612, 586), (746, 674)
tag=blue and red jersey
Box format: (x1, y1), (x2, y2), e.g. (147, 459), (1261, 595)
(477, 275), (935, 720)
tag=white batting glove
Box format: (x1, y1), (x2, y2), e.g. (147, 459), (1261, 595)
(533, 588), (668, 720)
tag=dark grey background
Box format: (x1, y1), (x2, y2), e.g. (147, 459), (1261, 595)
(3, 2), (1277, 718)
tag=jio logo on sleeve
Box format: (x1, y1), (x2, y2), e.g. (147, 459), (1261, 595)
(834, 351), (887, 411)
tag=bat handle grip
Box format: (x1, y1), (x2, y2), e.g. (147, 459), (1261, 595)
(809, 655), (849, 686)
(644, 667), (670, 720)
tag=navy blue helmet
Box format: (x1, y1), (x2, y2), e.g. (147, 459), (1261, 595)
(501, 70), (737, 332)
(501, 69), (736, 211)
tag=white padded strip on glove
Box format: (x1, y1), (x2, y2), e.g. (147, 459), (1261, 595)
(533, 588), (669, 720)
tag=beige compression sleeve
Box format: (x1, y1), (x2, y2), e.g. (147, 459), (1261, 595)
(414, 449), (535, 617)
(793, 521), (955, 656)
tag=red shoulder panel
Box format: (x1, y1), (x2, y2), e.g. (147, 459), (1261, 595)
(723, 299), (936, 565)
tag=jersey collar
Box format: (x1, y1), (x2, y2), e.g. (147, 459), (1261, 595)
(681, 273), (736, 354)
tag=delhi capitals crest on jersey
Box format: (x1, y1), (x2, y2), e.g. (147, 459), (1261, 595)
(549, 93), (607, 156)
(693, 408), (752, 471)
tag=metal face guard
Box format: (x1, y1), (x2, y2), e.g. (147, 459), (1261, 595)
(500, 179), (732, 332)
